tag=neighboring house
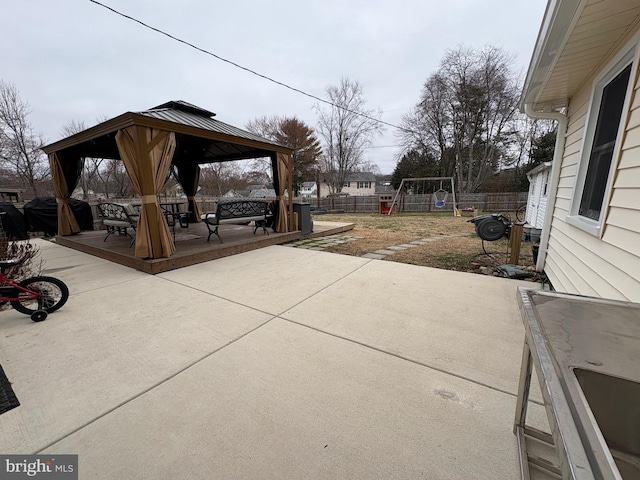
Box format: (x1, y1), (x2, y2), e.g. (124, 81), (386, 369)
(341, 172), (376, 196)
(222, 185), (274, 198)
(71, 187), (96, 200)
(299, 182), (317, 199)
(249, 188), (276, 198)
(521, 0), (640, 301)
(525, 162), (552, 229)
(222, 189), (241, 198)
(375, 181), (394, 194)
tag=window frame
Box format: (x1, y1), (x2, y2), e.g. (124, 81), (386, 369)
(567, 45), (637, 237)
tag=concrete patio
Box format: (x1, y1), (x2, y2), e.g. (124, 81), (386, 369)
(0, 238), (548, 479)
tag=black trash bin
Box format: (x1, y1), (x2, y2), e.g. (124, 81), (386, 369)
(293, 203), (313, 235)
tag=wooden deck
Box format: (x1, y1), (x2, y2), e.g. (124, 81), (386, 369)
(55, 220), (354, 274)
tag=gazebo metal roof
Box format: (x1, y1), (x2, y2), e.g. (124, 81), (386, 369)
(42, 100), (292, 162)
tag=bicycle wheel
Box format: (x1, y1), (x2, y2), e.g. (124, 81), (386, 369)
(515, 204), (527, 222)
(10, 276), (69, 315)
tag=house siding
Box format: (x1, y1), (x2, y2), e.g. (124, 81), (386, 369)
(341, 185), (376, 196)
(526, 167), (551, 229)
(544, 38), (640, 301)
(536, 195), (548, 229)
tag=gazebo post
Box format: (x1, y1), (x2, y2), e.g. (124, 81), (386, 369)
(287, 153), (294, 231)
(133, 126), (165, 259)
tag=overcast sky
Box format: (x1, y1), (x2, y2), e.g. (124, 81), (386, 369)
(4, 0), (547, 174)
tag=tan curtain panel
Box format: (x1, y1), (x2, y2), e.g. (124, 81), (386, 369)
(115, 126), (176, 259)
(275, 152), (289, 233)
(49, 152), (81, 236)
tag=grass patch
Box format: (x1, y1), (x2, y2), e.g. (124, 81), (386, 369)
(317, 213), (536, 272)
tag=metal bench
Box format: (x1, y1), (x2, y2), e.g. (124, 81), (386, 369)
(97, 203), (139, 246)
(201, 200), (271, 243)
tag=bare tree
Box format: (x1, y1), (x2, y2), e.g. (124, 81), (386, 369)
(354, 158), (381, 175)
(508, 116), (556, 170)
(314, 78), (383, 194)
(199, 162), (246, 197)
(399, 46), (521, 193)
(60, 116), (132, 199)
(61, 120), (101, 200)
(0, 80), (49, 196)
(246, 115), (322, 194)
(98, 159), (131, 198)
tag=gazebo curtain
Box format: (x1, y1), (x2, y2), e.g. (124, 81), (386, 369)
(272, 152), (290, 233)
(49, 151), (83, 235)
(115, 126), (176, 259)
(175, 162), (201, 222)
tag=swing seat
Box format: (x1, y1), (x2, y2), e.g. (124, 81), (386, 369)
(434, 188), (448, 209)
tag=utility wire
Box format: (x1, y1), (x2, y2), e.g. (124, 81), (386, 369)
(89, 0), (418, 135)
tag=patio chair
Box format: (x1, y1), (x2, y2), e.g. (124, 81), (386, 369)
(97, 203), (138, 246)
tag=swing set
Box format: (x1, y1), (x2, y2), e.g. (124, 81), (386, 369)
(387, 177), (459, 216)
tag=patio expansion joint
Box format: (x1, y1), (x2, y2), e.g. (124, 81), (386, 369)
(65, 275), (146, 296)
(156, 276), (281, 318)
(279, 317), (544, 406)
(273, 259), (374, 317)
(35, 263), (377, 453)
(34, 313), (278, 454)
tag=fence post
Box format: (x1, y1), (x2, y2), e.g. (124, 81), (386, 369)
(509, 225), (523, 264)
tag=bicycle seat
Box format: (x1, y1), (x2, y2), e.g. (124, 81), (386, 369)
(0, 258), (25, 269)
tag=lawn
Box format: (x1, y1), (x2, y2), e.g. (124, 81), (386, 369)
(317, 212), (536, 273)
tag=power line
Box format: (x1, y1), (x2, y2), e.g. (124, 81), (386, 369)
(363, 145), (401, 149)
(88, 0), (417, 135)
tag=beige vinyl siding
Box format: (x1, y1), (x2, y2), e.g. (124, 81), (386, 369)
(606, 207), (640, 234)
(618, 144), (640, 169)
(549, 220), (640, 297)
(559, 163), (578, 178)
(543, 38), (640, 301)
(612, 163), (640, 187)
(554, 197), (571, 212)
(622, 122), (640, 147)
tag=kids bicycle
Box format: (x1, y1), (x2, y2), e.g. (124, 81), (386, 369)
(0, 257), (69, 322)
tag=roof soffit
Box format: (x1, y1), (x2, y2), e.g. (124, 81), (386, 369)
(521, 0), (584, 111)
(522, 0), (640, 112)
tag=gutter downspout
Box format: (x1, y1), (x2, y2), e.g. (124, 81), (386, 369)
(523, 103), (568, 273)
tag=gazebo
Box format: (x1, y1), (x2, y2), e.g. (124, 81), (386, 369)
(42, 101), (294, 260)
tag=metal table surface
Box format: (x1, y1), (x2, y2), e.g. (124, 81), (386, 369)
(513, 287), (640, 480)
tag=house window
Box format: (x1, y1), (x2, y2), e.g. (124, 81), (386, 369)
(568, 50), (634, 235)
(543, 171), (549, 197)
(357, 182), (370, 189)
(343, 182), (350, 188)
(579, 64), (631, 221)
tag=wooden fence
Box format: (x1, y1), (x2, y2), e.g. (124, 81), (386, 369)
(305, 192), (528, 214)
(86, 192), (529, 223)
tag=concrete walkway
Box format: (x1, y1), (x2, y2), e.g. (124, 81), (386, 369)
(0, 239), (547, 479)
(287, 230), (473, 261)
